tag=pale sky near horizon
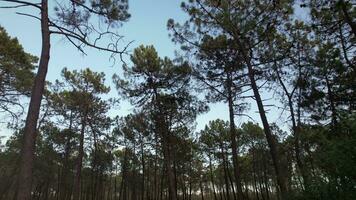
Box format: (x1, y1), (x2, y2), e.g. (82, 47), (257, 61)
(0, 0), (298, 142)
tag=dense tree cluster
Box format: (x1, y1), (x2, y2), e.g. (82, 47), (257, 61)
(0, 0), (355, 200)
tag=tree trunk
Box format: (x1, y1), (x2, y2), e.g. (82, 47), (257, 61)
(220, 144), (230, 200)
(153, 137), (159, 200)
(173, 160), (179, 199)
(262, 155), (270, 200)
(246, 58), (289, 200)
(16, 1), (50, 199)
(160, 169), (164, 200)
(226, 159), (237, 200)
(325, 76), (338, 128)
(274, 66), (310, 190)
(60, 115), (73, 200)
(140, 134), (145, 200)
(226, 73), (244, 200)
(200, 181), (205, 200)
(153, 91), (177, 200)
(73, 117), (87, 200)
(161, 133), (177, 200)
(209, 155), (218, 200)
(146, 159), (151, 200)
(252, 149), (260, 200)
(115, 164), (118, 200)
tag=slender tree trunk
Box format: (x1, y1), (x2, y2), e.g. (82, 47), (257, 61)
(209, 155), (218, 200)
(114, 164), (118, 200)
(220, 144), (230, 200)
(226, 161), (237, 200)
(200, 181), (205, 200)
(118, 170), (124, 200)
(91, 152), (97, 200)
(73, 117), (87, 200)
(246, 61), (289, 199)
(119, 146), (129, 200)
(44, 179), (50, 200)
(173, 160), (179, 199)
(108, 178), (112, 200)
(154, 138), (159, 200)
(252, 148), (260, 200)
(16, 1), (50, 199)
(188, 180), (192, 200)
(56, 164), (61, 200)
(290, 106), (309, 191)
(338, 24), (354, 70)
(231, 30), (289, 198)
(132, 143), (137, 200)
(140, 133), (146, 200)
(262, 156), (270, 200)
(146, 159), (151, 200)
(160, 170), (164, 200)
(161, 133), (177, 200)
(226, 73), (245, 200)
(274, 66), (310, 190)
(325, 76), (338, 128)
(140, 134), (145, 200)
(218, 180), (223, 200)
(60, 113), (73, 200)
(154, 92), (177, 200)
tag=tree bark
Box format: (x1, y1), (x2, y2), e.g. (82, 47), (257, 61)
(16, 1), (50, 199)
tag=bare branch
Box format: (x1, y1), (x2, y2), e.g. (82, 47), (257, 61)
(49, 22), (130, 56)
(15, 11), (41, 21)
(0, 0), (41, 9)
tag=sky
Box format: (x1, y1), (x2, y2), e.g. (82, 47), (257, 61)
(0, 0), (292, 141)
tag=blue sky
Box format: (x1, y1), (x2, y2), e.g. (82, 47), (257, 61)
(0, 0), (291, 139)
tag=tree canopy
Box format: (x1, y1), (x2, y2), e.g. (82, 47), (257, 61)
(0, 0), (355, 200)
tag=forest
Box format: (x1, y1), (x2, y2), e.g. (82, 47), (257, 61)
(0, 0), (355, 200)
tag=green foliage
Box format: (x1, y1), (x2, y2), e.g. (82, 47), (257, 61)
(0, 25), (37, 119)
(304, 115), (356, 200)
(55, 0), (130, 28)
(0, 1), (355, 200)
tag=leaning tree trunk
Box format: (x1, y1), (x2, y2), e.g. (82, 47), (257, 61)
(246, 63), (289, 199)
(16, 1), (50, 199)
(231, 26), (289, 198)
(235, 41), (289, 199)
